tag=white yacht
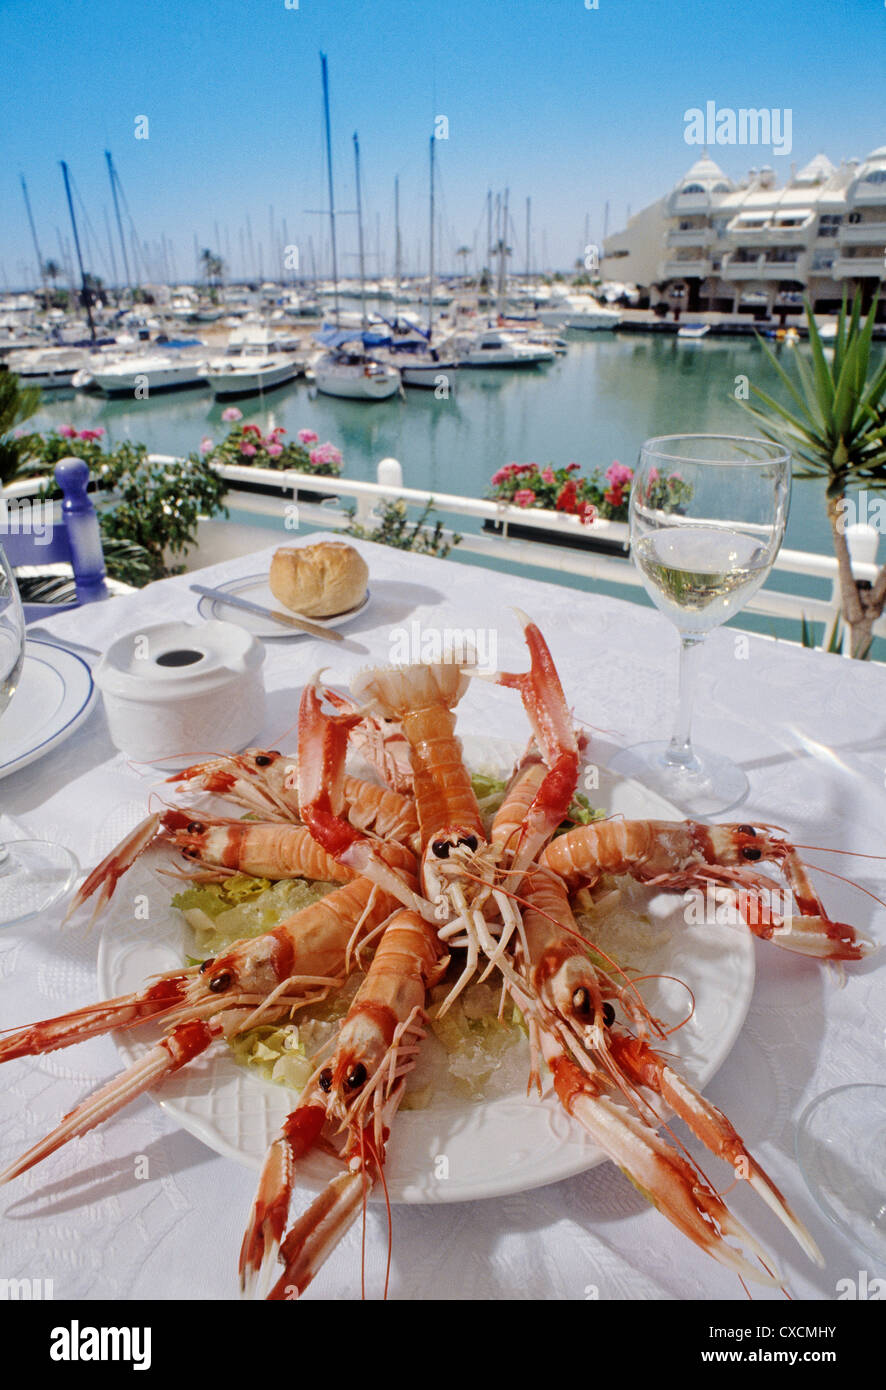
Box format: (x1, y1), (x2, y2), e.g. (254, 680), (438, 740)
(537, 294), (622, 330)
(312, 333), (401, 400)
(6, 345), (89, 389)
(202, 326), (304, 398)
(204, 348), (302, 399)
(91, 350), (207, 396)
(456, 327), (556, 367)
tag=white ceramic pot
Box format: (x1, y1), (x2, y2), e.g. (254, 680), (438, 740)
(95, 619), (266, 768)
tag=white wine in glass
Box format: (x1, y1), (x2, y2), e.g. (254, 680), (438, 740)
(0, 543), (79, 926)
(609, 435), (791, 816)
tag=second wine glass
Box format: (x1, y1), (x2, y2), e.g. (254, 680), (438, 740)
(0, 542), (79, 926)
(609, 434), (791, 816)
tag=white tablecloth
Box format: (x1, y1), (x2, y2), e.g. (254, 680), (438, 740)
(2, 536), (884, 1301)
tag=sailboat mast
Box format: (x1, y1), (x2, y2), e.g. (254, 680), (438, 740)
(394, 175), (401, 320)
(525, 195), (531, 285)
(105, 151), (132, 294)
(320, 52), (340, 326)
(20, 175), (47, 303)
(353, 133), (367, 329)
(428, 133), (435, 340)
(60, 161), (96, 343)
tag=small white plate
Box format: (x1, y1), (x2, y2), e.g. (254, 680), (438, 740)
(0, 640), (96, 780)
(196, 573), (371, 639)
(97, 737), (755, 1205)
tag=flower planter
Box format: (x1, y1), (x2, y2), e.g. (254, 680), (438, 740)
(482, 515), (629, 557)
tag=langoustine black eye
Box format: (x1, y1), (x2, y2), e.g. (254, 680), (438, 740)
(742, 846), (762, 861)
(432, 840), (451, 859)
(457, 835), (478, 852)
(737, 824), (757, 837)
(318, 1068), (333, 1093)
(199, 957), (216, 973)
(186, 821), (205, 835)
(208, 971), (232, 993)
(254, 754), (273, 767)
(345, 1063), (367, 1090)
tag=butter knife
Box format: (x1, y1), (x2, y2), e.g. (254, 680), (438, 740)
(190, 583), (345, 642)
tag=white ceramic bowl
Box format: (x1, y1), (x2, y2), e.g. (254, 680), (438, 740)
(95, 619), (266, 768)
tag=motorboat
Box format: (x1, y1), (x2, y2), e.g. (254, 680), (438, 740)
(6, 345), (90, 389)
(676, 323), (711, 339)
(91, 349), (207, 396)
(537, 294), (622, 330)
(203, 342), (303, 398)
(455, 327), (555, 367)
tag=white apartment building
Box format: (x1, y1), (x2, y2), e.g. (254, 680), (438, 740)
(602, 145), (886, 321)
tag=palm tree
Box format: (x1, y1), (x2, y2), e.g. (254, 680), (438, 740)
(740, 292), (886, 657)
(200, 248), (224, 291)
(455, 245), (472, 279)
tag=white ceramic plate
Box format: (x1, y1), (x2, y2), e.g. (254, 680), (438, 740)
(97, 737), (754, 1204)
(0, 640), (96, 780)
(196, 573), (371, 639)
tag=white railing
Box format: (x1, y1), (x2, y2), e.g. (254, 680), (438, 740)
(203, 458), (884, 643)
(8, 457), (884, 647)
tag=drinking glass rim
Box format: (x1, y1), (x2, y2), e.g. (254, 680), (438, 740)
(640, 433), (791, 468)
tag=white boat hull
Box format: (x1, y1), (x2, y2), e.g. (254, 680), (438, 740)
(205, 356), (302, 398)
(314, 360), (401, 400)
(92, 359), (206, 395)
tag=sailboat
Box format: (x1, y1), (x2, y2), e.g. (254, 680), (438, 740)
(373, 148), (459, 390)
(310, 58), (400, 402)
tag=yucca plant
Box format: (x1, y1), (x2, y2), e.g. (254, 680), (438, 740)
(740, 291), (886, 658)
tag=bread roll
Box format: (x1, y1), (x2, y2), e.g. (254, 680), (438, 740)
(269, 542), (369, 618)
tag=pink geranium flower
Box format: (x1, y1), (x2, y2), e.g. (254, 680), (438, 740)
(222, 406), (243, 423)
(200, 436), (213, 455)
(298, 428), (319, 445)
(78, 428), (104, 441)
(541, 466), (556, 485)
(513, 488), (536, 507)
(58, 425), (78, 438)
(266, 442), (283, 457)
(605, 461), (633, 487)
(240, 442), (257, 457)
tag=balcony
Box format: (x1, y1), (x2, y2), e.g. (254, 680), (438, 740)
(722, 252), (810, 281)
(668, 192), (712, 214)
(724, 214), (815, 246)
(660, 258), (711, 279)
(833, 255), (886, 279)
(666, 228), (710, 248)
(840, 221), (886, 245)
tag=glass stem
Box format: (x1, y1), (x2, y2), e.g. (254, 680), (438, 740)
(665, 634), (705, 771)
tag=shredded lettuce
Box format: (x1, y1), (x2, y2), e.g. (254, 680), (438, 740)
(172, 874), (337, 958)
(554, 791), (607, 836)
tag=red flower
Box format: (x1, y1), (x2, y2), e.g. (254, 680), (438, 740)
(241, 423), (262, 436)
(604, 486), (624, 509)
(556, 480), (578, 513)
(513, 488), (536, 507)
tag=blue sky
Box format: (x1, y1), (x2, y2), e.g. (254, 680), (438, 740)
(3, 0), (885, 287)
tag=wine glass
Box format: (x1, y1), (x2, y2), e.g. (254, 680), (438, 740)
(608, 435), (790, 816)
(0, 543), (78, 926)
(796, 1084), (886, 1266)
